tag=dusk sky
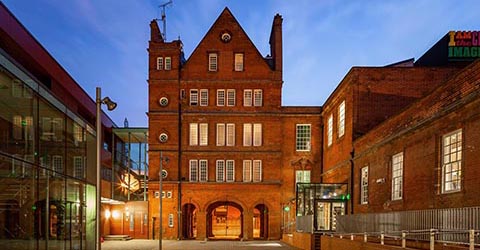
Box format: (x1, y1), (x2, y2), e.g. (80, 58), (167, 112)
(3, 0), (478, 127)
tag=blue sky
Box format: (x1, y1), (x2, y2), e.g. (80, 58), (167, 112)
(3, 0), (479, 127)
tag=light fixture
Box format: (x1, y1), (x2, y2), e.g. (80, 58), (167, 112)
(105, 210), (111, 219)
(112, 210), (120, 219)
(101, 96), (117, 111)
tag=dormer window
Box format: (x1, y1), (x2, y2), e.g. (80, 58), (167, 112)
(209, 53), (218, 72)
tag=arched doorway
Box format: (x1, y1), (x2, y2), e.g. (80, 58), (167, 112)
(206, 201), (243, 240)
(253, 204), (268, 239)
(182, 203), (197, 239)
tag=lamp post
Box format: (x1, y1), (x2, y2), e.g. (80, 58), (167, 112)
(96, 87), (117, 250)
(159, 151), (168, 250)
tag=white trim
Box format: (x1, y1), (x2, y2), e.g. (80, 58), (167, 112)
(338, 100), (345, 138)
(217, 89), (225, 106)
(209, 53), (218, 71)
(189, 123), (198, 146)
(244, 89), (252, 106)
(296, 124), (311, 151)
(391, 152), (403, 200)
(361, 166), (369, 204)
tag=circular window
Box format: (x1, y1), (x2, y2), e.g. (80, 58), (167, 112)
(159, 133), (168, 143)
(161, 169), (168, 179)
(159, 97), (169, 107)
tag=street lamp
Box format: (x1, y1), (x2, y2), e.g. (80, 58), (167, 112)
(96, 87), (117, 250)
(159, 151), (168, 250)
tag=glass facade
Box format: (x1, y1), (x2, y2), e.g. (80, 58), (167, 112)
(0, 53), (97, 249)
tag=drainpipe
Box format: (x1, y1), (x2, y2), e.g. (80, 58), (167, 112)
(349, 149), (355, 214)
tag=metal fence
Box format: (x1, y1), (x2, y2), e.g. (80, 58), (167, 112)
(336, 206), (480, 244)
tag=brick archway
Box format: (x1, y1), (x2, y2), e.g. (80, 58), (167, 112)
(182, 203), (197, 239)
(206, 201), (243, 239)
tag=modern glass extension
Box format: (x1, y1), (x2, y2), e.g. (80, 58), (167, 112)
(296, 183), (348, 232)
(0, 51), (97, 250)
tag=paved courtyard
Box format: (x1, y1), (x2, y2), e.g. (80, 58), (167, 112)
(102, 239), (301, 250)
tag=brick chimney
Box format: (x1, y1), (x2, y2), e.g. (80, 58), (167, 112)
(269, 14), (283, 75)
(150, 19), (163, 42)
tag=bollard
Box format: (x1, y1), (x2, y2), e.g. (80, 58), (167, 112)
(469, 230), (475, 250)
(340, 235), (343, 239)
(430, 229), (435, 250)
(402, 231), (406, 248)
(351, 234), (354, 241)
(364, 232), (367, 243)
(381, 232), (384, 245)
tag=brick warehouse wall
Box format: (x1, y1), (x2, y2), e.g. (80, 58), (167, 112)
(352, 60), (480, 213)
(147, 8), (322, 240)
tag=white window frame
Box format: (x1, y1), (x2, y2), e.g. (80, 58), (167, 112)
(253, 160), (262, 182)
(442, 129), (462, 193)
(295, 170), (311, 184)
(216, 160), (225, 182)
(227, 89), (235, 106)
(199, 160), (208, 182)
(296, 124), (311, 151)
(189, 123), (198, 146)
(244, 89), (252, 106)
(168, 214), (174, 227)
(217, 89), (225, 106)
(226, 160), (235, 182)
(226, 123), (235, 146)
(190, 89), (198, 106)
(327, 114), (333, 146)
(243, 160), (252, 182)
(216, 124), (225, 146)
(199, 123), (208, 146)
(209, 53), (218, 72)
(73, 156), (85, 179)
(361, 166), (369, 204)
(392, 152), (403, 200)
(243, 124), (252, 146)
(189, 160), (198, 182)
(338, 100), (345, 138)
(253, 123), (262, 146)
(165, 57), (172, 70)
(234, 53), (244, 71)
(156, 57), (163, 70)
(52, 155), (63, 176)
(253, 89), (263, 107)
(200, 89), (208, 106)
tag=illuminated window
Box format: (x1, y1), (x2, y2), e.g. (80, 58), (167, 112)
(190, 89), (198, 106)
(253, 160), (262, 182)
(52, 155), (63, 176)
(253, 124), (262, 146)
(295, 170), (310, 184)
(392, 152), (403, 200)
(296, 124), (311, 151)
(244, 89), (252, 106)
(189, 123), (198, 146)
(234, 53), (244, 71)
(12, 115), (22, 140)
(73, 123), (84, 143)
(156, 57), (163, 70)
(338, 101), (345, 138)
(200, 89), (208, 106)
(165, 57), (172, 70)
(243, 123), (261, 147)
(226, 123), (235, 146)
(209, 53), (218, 71)
(217, 89), (225, 106)
(74, 156), (85, 179)
(442, 129), (462, 193)
(243, 160), (252, 182)
(361, 166), (369, 204)
(216, 124), (225, 146)
(199, 123), (208, 146)
(327, 115), (333, 146)
(243, 124), (252, 146)
(253, 89), (262, 106)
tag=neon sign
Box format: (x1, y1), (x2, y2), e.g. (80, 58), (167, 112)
(448, 31), (480, 59)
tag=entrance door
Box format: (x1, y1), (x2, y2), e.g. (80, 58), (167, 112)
(315, 201), (345, 231)
(206, 201), (243, 239)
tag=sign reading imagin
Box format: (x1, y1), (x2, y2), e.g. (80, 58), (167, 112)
(448, 31), (480, 59)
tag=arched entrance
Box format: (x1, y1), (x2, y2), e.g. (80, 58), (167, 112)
(206, 201), (243, 240)
(181, 203), (197, 239)
(253, 204), (268, 239)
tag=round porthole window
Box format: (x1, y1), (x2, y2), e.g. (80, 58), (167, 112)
(159, 97), (169, 107)
(159, 133), (168, 143)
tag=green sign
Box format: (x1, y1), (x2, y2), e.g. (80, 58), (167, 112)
(284, 206), (290, 212)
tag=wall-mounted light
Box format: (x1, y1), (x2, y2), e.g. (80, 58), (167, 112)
(112, 210), (120, 219)
(105, 210), (111, 219)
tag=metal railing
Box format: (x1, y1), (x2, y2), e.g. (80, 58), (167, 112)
(325, 229), (480, 250)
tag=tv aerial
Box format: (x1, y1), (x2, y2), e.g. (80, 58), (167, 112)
(158, 0), (173, 40)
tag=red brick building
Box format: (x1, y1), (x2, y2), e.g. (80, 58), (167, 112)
(147, 8), (322, 240)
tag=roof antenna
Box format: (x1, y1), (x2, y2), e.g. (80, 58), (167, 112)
(158, 0), (173, 40)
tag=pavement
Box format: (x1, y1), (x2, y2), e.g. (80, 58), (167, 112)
(102, 239), (302, 250)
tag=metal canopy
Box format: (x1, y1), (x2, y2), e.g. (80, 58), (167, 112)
(112, 127), (148, 143)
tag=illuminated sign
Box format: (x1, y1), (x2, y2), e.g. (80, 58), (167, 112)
(448, 31), (480, 59)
